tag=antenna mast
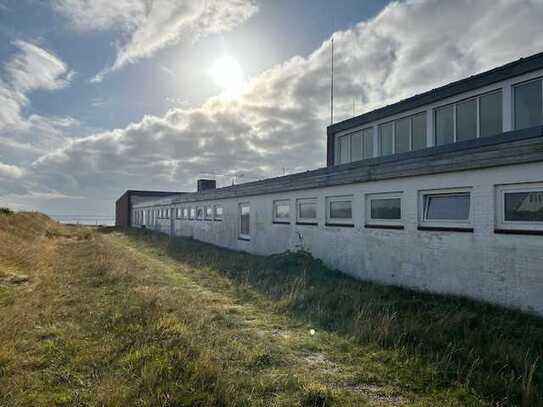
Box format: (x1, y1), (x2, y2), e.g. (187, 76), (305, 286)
(330, 37), (334, 124)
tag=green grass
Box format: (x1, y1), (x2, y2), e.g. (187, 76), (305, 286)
(0, 212), (542, 406)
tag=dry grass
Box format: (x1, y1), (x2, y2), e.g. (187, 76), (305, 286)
(0, 211), (542, 406)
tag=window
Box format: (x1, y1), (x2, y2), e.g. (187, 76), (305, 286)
(411, 113), (427, 150)
(366, 192), (403, 229)
(205, 206), (213, 220)
(273, 200), (290, 223)
(335, 128), (373, 165)
(380, 112), (427, 156)
(326, 196), (353, 226)
(338, 134), (350, 164)
(239, 203), (250, 240)
(196, 207), (204, 220)
(435, 105), (455, 145)
(496, 183), (543, 233)
(435, 90), (503, 145)
(189, 207), (196, 220)
(456, 98), (477, 141)
(394, 117), (410, 154)
(379, 122), (393, 156)
(514, 79), (542, 130)
(297, 198), (318, 224)
(419, 188), (472, 230)
(480, 91), (503, 137)
(214, 205), (223, 221)
(182, 208), (188, 219)
(165, 208), (170, 219)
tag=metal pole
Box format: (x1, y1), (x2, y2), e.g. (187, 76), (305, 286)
(330, 37), (334, 125)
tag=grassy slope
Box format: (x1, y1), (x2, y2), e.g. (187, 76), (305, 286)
(0, 212), (541, 406)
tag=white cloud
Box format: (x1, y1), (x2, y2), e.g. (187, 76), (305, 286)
(11, 0), (543, 214)
(0, 40), (74, 131)
(0, 162), (24, 178)
(53, 0), (258, 81)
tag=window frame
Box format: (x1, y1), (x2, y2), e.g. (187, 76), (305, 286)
(513, 78), (543, 130)
(189, 207), (196, 220)
(214, 205), (223, 221)
(325, 195), (353, 227)
(296, 198), (318, 225)
(335, 127), (374, 165)
(496, 182), (543, 233)
(434, 89), (503, 145)
(418, 187), (473, 231)
(379, 111), (427, 156)
(196, 207), (204, 221)
(239, 202), (251, 240)
(365, 192), (404, 229)
(273, 199), (291, 224)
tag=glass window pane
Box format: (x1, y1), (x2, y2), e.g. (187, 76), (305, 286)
(330, 200), (352, 219)
(424, 193), (470, 220)
(504, 191), (543, 222)
(435, 106), (454, 145)
(190, 208), (195, 219)
(339, 135), (350, 164)
(480, 91), (502, 137)
(299, 201), (317, 219)
(351, 132), (362, 162)
(362, 127), (374, 159)
(411, 113), (427, 150)
(206, 207), (213, 219)
(275, 202), (290, 219)
(371, 198), (401, 220)
(515, 80), (543, 130)
(240, 205), (250, 235)
(456, 99), (477, 141)
(395, 118), (410, 153)
(379, 123), (393, 156)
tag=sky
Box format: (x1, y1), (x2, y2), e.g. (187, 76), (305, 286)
(1, 0), (543, 223)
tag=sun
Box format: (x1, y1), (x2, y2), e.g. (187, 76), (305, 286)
(210, 56), (245, 96)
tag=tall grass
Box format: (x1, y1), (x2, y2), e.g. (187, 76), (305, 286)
(122, 228), (543, 406)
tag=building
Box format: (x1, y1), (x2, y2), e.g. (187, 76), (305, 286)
(128, 52), (543, 315)
(115, 190), (186, 227)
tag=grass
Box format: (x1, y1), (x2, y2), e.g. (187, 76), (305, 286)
(0, 211), (542, 406)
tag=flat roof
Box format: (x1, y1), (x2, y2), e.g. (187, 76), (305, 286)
(327, 50), (543, 136)
(133, 126), (543, 208)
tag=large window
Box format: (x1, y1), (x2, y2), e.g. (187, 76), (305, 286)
(273, 200), (291, 223)
(335, 127), (373, 164)
(514, 79), (542, 130)
(239, 203), (250, 240)
(379, 122), (393, 156)
(214, 205), (223, 221)
(496, 183), (543, 233)
(419, 188), (472, 230)
(435, 90), (503, 145)
(380, 112), (427, 156)
(189, 207), (196, 220)
(196, 207), (204, 220)
(182, 208), (189, 219)
(205, 206), (213, 220)
(297, 198), (318, 225)
(326, 196), (353, 226)
(365, 192), (403, 229)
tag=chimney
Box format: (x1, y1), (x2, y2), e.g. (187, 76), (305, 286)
(197, 179), (216, 192)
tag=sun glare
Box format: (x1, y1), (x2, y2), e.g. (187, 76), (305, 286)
(210, 56), (245, 97)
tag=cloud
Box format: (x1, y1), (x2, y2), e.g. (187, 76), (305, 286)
(13, 0), (543, 213)
(0, 40), (74, 131)
(53, 0), (258, 81)
(0, 162), (24, 178)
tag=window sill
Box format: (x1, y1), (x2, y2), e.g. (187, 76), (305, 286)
(238, 236), (251, 241)
(325, 222), (354, 228)
(418, 226), (473, 233)
(495, 228), (543, 236)
(296, 221), (318, 226)
(365, 224), (404, 230)
(273, 221), (291, 225)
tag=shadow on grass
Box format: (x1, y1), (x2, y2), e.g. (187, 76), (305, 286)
(108, 227), (543, 406)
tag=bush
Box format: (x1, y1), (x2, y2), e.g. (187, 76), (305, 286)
(0, 208), (13, 215)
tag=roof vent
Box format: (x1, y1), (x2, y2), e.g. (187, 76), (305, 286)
(197, 179), (216, 192)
